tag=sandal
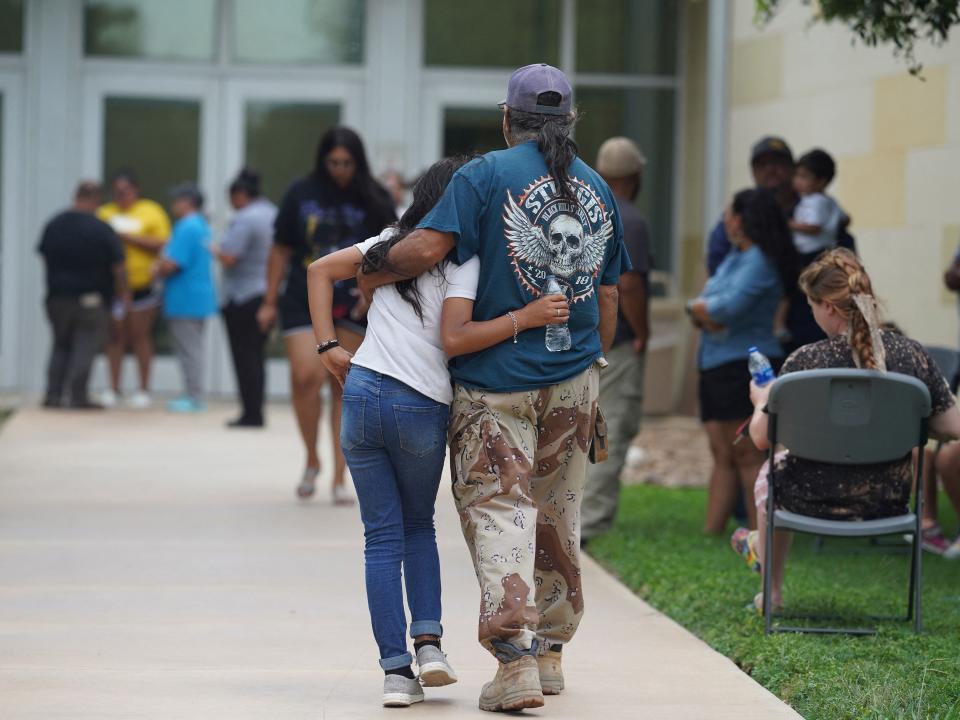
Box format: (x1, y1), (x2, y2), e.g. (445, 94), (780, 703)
(751, 592), (784, 614)
(296, 467), (319, 500)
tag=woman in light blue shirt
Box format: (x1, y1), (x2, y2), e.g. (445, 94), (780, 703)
(688, 188), (797, 534)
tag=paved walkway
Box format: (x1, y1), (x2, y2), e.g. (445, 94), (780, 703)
(0, 405), (800, 719)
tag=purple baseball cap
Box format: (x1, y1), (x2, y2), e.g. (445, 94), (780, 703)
(501, 63), (572, 116)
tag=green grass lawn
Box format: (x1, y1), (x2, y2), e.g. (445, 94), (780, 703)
(587, 485), (960, 720)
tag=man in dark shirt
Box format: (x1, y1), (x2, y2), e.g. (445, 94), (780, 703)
(37, 181), (127, 408)
(582, 137), (653, 543)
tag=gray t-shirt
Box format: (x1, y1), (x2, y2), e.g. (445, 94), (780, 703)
(220, 197), (277, 304)
(613, 196), (652, 346)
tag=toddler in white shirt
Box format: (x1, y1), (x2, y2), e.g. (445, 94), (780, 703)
(773, 148), (850, 344)
(790, 148), (848, 256)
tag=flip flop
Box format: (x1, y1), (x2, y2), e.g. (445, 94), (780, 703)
(751, 592), (784, 614)
(296, 467), (320, 500)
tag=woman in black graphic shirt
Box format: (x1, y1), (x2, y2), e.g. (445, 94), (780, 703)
(258, 127), (396, 504)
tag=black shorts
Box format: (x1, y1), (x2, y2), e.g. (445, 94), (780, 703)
(278, 290), (367, 336)
(279, 291), (312, 334)
(699, 357), (783, 422)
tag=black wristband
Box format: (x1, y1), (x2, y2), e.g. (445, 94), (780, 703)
(316, 339), (340, 355)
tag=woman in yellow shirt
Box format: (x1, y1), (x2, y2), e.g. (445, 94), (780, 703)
(97, 169), (171, 408)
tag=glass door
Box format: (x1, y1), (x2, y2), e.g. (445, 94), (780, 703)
(0, 72), (21, 390)
(82, 73), (219, 398)
(221, 77), (361, 397)
(419, 73), (506, 169)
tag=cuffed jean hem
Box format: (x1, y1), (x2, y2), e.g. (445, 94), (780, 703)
(409, 620), (443, 638)
(379, 652), (414, 671)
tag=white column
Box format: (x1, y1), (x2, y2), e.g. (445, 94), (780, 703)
(703, 0), (730, 239)
(560, 0), (576, 78)
(19, 0), (85, 395)
(364, 0), (423, 176)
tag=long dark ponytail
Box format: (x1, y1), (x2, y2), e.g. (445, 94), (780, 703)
(506, 92), (579, 200)
(361, 156), (472, 322)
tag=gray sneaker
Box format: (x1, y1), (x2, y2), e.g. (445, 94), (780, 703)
(416, 644), (458, 687)
(382, 674), (424, 707)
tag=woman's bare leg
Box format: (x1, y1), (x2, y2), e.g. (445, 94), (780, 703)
(922, 447), (939, 527)
(128, 306), (158, 392)
(732, 436), (765, 530)
(755, 499), (792, 607)
(106, 315), (126, 393)
(285, 331), (324, 471)
(935, 444), (960, 521)
(703, 420), (743, 535)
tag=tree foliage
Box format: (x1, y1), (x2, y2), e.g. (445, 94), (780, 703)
(755, 0), (960, 74)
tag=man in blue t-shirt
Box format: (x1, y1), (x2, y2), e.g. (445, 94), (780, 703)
(359, 64), (628, 711)
(154, 183), (217, 412)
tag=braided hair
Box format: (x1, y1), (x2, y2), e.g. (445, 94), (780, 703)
(799, 248), (881, 369)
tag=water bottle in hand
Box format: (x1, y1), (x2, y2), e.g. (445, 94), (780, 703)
(543, 275), (571, 352)
(747, 346), (776, 386)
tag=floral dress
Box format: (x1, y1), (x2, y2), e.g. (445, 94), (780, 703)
(771, 331), (954, 520)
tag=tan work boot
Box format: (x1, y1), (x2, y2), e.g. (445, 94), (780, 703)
(537, 648), (564, 695)
(478, 655), (544, 712)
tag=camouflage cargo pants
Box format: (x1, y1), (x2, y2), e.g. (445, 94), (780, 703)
(447, 364), (600, 657)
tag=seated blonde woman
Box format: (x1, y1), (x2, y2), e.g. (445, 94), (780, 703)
(732, 248), (960, 609)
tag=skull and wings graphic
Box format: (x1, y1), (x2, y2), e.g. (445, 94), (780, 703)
(503, 189), (612, 280)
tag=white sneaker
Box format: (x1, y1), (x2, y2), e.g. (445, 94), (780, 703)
(332, 483), (355, 506)
(945, 536), (960, 560)
(625, 445), (648, 468)
(98, 389), (119, 408)
(127, 391), (152, 409)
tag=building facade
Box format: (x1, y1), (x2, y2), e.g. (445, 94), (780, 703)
(6, 1), (951, 408)
(0, 0), (716, 403)
(728, 0), (960, 350)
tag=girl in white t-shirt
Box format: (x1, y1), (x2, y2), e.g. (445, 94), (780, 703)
(306, 157), (567, 707)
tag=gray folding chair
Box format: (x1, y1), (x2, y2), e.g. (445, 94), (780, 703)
(763, 369), (931, 635)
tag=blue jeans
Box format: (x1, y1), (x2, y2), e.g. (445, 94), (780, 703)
(340, 366), (450, 670)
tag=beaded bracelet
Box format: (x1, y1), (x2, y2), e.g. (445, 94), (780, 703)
(316, 339), (340, 355)
(506, 311), (519, 344)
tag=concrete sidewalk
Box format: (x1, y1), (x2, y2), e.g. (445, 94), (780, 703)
(0, 405), (800, 719)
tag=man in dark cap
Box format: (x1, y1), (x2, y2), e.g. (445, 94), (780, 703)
(356, 63), (629, 711)
(38, 180), (128, 408)
(706, 136), (796, 275)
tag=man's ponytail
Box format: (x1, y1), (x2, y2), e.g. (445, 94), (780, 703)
(506, 92), (579, 200)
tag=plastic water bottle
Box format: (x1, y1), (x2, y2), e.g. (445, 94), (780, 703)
(747, 346), (776, 386)
(543, 275), (572, 352)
